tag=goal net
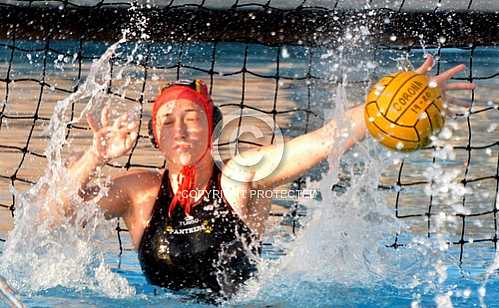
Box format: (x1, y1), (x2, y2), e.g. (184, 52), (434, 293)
(0, 0), (498, 263)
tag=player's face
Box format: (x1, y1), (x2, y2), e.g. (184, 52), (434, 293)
(156, 99), (210, 166)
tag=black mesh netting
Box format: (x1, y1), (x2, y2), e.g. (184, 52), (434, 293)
(0, 0), (498, 263)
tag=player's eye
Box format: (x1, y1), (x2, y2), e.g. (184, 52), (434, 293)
(162, 117), (173, 125)
(186, 116), (199, 122)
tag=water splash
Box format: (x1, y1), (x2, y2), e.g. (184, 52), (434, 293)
(231, 81), (436, 306)
(228, 24), (442, 306)
(0, 0), (156, 297)
(229, 44), (490, 305)
(0, 37), (137, 298)
(274, 83), (396, 282)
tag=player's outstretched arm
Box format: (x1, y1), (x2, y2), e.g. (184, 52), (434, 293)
(230, 55), (475, 191)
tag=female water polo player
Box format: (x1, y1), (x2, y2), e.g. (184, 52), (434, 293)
(62, 55), (474, 294)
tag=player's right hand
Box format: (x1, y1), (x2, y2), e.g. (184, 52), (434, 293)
(86, 106), (139, 163)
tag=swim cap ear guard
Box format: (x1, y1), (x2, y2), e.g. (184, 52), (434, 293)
(148, 80), (223, 149)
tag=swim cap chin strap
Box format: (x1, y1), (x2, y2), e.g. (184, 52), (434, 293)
(151, 80), (214, 217)
(168, 165), (196, 217)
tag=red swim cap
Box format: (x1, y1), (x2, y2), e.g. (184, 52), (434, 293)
(151, 79), (214, 146)
(151, 80), (215, 217)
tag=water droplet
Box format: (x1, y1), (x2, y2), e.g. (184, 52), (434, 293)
(390, 35), (397, 42)
(439, 127), (452, 139)
(478, 287), (486, 297)
(396, 142), (405, 150)
(281, 47), (290, 59)
(463, 289), (472, 298)
(429, 80), (438, 88)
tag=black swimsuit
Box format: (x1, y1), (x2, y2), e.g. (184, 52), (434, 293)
(138, 167), (259, 294)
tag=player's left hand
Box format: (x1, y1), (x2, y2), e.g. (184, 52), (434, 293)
(415, 54), (476, 107)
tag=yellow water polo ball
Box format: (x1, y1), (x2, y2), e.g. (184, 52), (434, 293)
(364, 71), (445, 152)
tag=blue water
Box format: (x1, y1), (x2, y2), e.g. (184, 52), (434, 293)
(8, 244), (498, 307)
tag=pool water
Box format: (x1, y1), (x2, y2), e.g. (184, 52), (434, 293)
(5, 236), (499, 307)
